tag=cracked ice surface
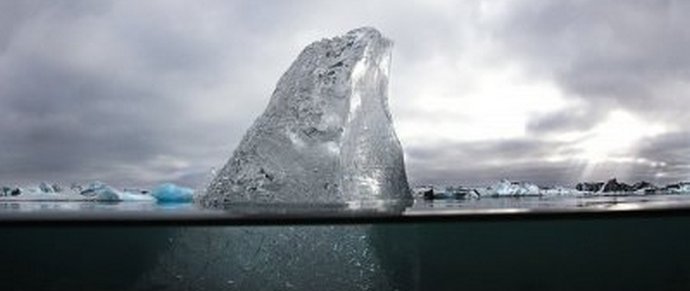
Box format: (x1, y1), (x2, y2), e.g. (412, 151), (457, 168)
(202, 27), (411, 205)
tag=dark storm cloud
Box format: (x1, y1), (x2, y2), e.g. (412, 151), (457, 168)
(405, 139), (583, 187)
(636, 131), (690, 182)
(404, 136), (681, 187)
(526, 104), (605, 134)
(408, 162), (586, 188)
(1, 56), (172, 177)
(0, 1), (254, 187)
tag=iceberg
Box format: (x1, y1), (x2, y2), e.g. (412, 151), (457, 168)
(38, 182), (55, 193)
(540, 186), (582, 196)
(79, 182), (121, 201)
(79, 182), (155, 202)
(414, 185), (480, 200)
(203, 27), (411, 205)
(151, 183), (194, 203)
(476, 180), (541, 197)
(1, 186), (17, 197)
(661, 182), (690, 194)
(0, 182), (196, 203)
(477, 180), (585, 197)
(416, 182), (584, 200)
(160, 28), (410, 289)
(412, 185), (435, 199)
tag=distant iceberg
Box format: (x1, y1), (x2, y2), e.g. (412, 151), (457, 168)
(80, 181), (156, 202)
(415, 178), (690, 201)
(540, 186), (583, 196)
(0, 181), (156, 202)
(662, 183), (690, 194)
(151, 183), (194, 203)
(479, 180), (541, 197)
(416, 180), (584, 200)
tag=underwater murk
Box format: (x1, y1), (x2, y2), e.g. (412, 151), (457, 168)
(4, 215), (690, 290)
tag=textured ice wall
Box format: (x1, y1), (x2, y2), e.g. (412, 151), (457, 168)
(202, 27), (411, 205)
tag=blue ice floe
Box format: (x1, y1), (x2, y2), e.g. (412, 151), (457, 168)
(151, 183), (194, 203)
(80, 181), (156, 202)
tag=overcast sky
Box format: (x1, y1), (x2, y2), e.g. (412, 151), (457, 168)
(1, 0), (689, 188)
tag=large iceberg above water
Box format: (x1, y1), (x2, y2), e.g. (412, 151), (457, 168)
(202, 27), (411, 205)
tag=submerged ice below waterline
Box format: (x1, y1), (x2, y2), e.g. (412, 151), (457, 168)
(5, 209), (690, 291)
(4, 195), (690, 290)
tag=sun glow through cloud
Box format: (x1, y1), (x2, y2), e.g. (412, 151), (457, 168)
(571, 110), (670, 180)
(397, 61), (571, 146)
(577, 111), (667, 162)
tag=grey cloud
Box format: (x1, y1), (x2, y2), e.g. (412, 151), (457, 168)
(491, 0), (690, 186)
(636, 131), (690, 181)
(0, 0), (487, 188)
(0, 1), (248, 187)
(0, 1), (110, 50)
(526, 103), (607, 134)
(405, 133), (682, 187)
(405, 139), (579, 187)
(497, 0), (690, 123)
(0, 56), (178, 184)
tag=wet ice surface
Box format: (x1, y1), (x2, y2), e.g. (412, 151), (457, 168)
(2, 194), (690, 223)
(204, 27), (410, 206)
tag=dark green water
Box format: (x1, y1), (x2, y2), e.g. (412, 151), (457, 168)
(1, 216), (690, 290)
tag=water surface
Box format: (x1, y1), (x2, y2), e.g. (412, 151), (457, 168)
(2, 195), (690, 290)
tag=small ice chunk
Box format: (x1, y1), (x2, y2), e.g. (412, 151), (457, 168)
(38, 182), (54, 193)
(51, 184), (63, 193)
(477, 180), (541, 197)
(663, 182), (690, 194)
(540, 186), (582, 196)
(152, 183), (194, 203)
(80, 182), (155, 202)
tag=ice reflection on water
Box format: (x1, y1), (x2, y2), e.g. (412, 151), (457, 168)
(3, 194), (690, 219)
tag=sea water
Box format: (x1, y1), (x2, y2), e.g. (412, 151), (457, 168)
(1, 196), (690, 290)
